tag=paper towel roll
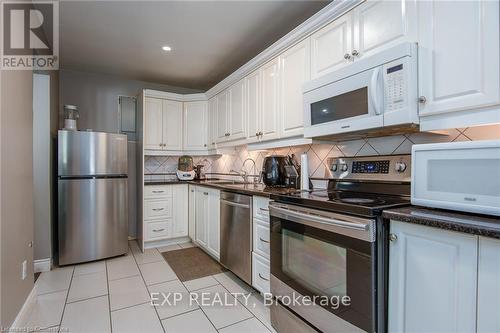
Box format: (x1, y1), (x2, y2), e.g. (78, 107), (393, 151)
(301, 153), (309, 191)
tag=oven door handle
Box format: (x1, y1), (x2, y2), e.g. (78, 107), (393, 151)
(270, 205), (369, 232)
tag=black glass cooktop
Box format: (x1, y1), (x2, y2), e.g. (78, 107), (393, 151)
(271, 182), (411, 217)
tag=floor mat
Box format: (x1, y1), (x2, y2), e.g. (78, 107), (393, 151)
(161, 247), (227, 282)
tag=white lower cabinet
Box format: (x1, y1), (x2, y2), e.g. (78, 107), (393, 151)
(252, 252), (270, 295)
(193, 186), (220, 259)
(388, 220), (478, 332)
(252, 196), (271, 294)
(143, 184), (188, 242)
(477, 236), (500, 333)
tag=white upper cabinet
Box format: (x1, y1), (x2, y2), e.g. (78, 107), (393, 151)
(418, 0), (500, 117)
(260, 57), (280, 141)
(246, 69), (261, 141)
(310, 0), (416, 79)
(310, 13), (353, 79)
(216, 90), (229, 142)
(183, 101), (207, 150)
(228, 79), (247, 141)
(144, 97), (164, 150)
(207, 97), (217, 148)
(389, 221), (478, 333)
(477, 237), (500, 333)
(162, 100), (183, 151)
(352, 0), (416, 60)
(144, 97), (182, 151)
(280, 39), (311, 138)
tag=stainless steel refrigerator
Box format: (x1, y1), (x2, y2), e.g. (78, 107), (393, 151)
(58, 130), (128, 265)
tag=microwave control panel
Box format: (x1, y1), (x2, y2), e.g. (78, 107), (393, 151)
(383, 61), (407, 112)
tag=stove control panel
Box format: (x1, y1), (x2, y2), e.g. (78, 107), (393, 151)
(328, 155), (411, 182)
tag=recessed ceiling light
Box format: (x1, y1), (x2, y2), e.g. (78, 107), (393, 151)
(162, 46), (172, 52)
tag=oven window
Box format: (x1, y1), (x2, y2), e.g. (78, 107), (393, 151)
(282, 229), (347, 298)
(310, 87), (368, 125)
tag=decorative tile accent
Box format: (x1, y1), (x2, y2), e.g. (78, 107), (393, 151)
(144, 125), (500, 179)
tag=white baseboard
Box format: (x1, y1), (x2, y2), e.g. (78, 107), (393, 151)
(9, 286), (36, 331)
(34, 258), (52, 273)
(144, 237), (191, 250)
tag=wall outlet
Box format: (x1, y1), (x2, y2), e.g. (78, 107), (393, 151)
(22, 260), (27, 280)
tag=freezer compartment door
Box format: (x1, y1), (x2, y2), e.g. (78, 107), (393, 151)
(58, 178), (128, 265)
(58, 130), (128, 176)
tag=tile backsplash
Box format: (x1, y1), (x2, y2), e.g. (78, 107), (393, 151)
(145, 125), (500, 180)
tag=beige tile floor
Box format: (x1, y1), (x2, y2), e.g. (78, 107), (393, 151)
(17, 241), (276, 333)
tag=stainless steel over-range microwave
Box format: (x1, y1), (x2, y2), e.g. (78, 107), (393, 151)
(303, 43), (419, 139)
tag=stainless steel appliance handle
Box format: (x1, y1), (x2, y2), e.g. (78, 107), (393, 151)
(220, 198), (251, 209)
(271, 205), (368, 231)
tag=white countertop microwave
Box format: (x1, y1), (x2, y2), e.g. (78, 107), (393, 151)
(412, 140), (500, 216)
(303, 43), (419, 139)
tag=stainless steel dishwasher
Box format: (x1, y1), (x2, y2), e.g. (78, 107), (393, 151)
(220, 191), (252, 285)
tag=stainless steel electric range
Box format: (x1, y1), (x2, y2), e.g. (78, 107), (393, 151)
(269, 155), (412, 333)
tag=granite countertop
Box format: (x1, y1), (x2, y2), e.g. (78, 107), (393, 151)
(143, 179), (300, 197)
(383, 206), (500, 239)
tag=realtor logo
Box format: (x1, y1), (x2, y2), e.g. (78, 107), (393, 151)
(1, 1), (58, 70)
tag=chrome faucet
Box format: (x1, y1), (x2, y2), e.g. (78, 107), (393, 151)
(241, 158), (259, 183)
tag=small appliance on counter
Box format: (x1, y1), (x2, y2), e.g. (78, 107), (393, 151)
(412, 140), (500, 216)
(176, 155), (196, 180)
(194, 164), (205, 180)
(63, 104), (79, 130)
(261, 156), (287, 186)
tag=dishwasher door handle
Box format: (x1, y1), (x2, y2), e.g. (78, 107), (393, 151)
(220, 199), (250, 209)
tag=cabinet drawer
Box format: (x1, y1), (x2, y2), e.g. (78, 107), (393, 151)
(252, 252), (270, 294)
(146, 221), (171, 240)
(253, 196), (270, 221)
(144, 199), (172, 220)
(144, 185), (172, 199)
(253, 220), (270, 259)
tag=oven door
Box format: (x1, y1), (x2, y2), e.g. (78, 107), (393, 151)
(303, 65), (384, 138)
(269, 203), (376, 333)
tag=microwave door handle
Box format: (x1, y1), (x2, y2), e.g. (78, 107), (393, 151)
(370, 67), (382, 115)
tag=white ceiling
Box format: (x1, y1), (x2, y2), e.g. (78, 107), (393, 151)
(60, 1), (330, 91)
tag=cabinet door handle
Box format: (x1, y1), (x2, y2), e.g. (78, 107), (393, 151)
(351, 49), (360, 57)
(152, 228), (165, 232)
(389, 233), (398, 242)
(258, 273), (269, 281)
(259, 237), (270, 244)
(203, 192), (209, 195)
(152, 208), (164, 211)
(152, 190), (164, 193)
(204, 144), (207, 147)
(344, 53), (352, 60)
(255, 132), (259, 137)
(418, 96), (427, 104)
(259, 207), (269, 212)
